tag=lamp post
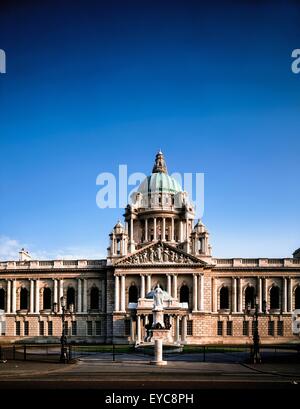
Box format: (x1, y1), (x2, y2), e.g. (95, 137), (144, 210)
(53, 296), (74, 364)
(246, 297), (267, 364)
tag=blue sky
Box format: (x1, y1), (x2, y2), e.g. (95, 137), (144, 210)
(0, 0), (300, 260)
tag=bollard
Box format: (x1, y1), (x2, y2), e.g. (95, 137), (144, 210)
(24, 345), (27, 361)
(203, 345), (206, 362)
(150, 339), (167, 366)
(13, 345), (16, 360)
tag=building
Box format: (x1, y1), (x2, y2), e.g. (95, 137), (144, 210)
(0, 152), (300, 344)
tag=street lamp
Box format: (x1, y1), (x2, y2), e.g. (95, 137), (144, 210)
(245, 296), (267, 364)
(53, 296), (74, 363)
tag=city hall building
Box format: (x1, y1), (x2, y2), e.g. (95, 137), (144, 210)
(0, 152), (300, 345)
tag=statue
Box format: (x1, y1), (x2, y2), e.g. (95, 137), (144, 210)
(153, 284), (164, 310)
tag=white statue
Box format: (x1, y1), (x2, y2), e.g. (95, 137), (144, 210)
(153, 284), (164, 310)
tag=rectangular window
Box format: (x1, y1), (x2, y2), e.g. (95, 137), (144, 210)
(277, 321), (284, 336)
(24, 321), (29, 336)
(96, 321), (102, 336)
(243, 321), (249, 336)
(16, 321), (21, 336)
(71, 321), (77, 336)
(217, 321), (223, 336)
(39, 321), (44, 336)
(124, 319), (130, 336)
(48, 321), (53, 336)
(187, 320), (193, 336)
(226, 321), (233, 336)
(268, 321), (274, 336)
(87, 321), (93, 336)
(63, 321), (68, 336)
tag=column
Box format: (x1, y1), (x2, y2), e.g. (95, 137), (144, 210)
(171, 217), (175, 241)
(115, 275), (120, 312)
(180, 221), (183, 242)
(176, 316), (180, 343)
(130, 217), (133, 243)
(186, 218), (189, 240)
(53, 279), (58, 305)
(193, 274), (198, 311)
(282, 277), (287, 313)
(77, 279), (82, 313)
(153, 218), (157, 241)
(12, 280), (16, 313)
(257, 277), (262, 312)
(137, 315), (141, 343)
(232, 278), (237, 313)
(101, 280), (106, 311)
(162, 218), (166, 241)
(6, 280), (11, 314)
(211, 277), (217, 313)
(288, 277), (293, 312)
(29, 279), (34, 313)
(83, 279), (87, 313)
(35, 279), (40, 314)
(59, 279), (64, 312)
(146, 275), (151, 294)
(199, 274), (204, 311)
(140, 274), (145, 298)
(120, 275), (126, 312)
(130, 317), (135, 341)
(145, 218), (148, 242)
(182, 315), (187, 342)
(172, 274), (178, 299)
(167, 274), (171, 296)
(238, 278), (243, 313)
(263, 278), (267, 310)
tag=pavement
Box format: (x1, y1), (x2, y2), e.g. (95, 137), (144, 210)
(0, 353), (300, 389)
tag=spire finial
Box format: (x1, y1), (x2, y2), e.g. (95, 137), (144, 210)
(152, 151), (168, 174)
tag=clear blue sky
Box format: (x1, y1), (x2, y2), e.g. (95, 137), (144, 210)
(0, 0), (299, 260)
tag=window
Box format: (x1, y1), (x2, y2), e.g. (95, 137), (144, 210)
(95, 321), (102, 336)
(90, 287), (99, 310)
(180, 285), (189, 303)
(124, 319), (130, 336)
(220, 287), (229, 309)
(87, 321), (93, 336)
(24, 321), (29, 336)
(268, 321), (275, 336)
(226, 321), (233, 336)
(243, 321), (249, 336)
(48, 321), (53, 336)
(20, 287), (28, 310)
(39, 321), (44, 336)
(64, 322), (68, 336)
(16, 321), (21, 336)
(245, 286), (255, 309)
(277, 321), (284, 336)
(116, 239), (121, 255)
(43, 288), (52, 310)
(252, 320), (256, 335)
(217, 321), (223, 336)
(71, 321), (77, 336)
(187, 320), (193, 336)
(270, 286), (280, 309)
(0, 288), (5, 310)
(129, 284), (138, 303)
(295, 286), (300, 309)
(67, 287), (75, 309)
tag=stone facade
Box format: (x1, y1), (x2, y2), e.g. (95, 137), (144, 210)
(0, 152), (300, 345)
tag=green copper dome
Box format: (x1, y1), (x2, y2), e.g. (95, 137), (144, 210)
(138, 151), (182, 194)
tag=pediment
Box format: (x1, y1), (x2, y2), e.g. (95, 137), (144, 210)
(115, 241), (206, 266)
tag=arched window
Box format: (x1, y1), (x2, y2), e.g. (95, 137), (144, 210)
(67, 287), (75, 309)
(220, 286), (229, 309)
(245, 286), (255, 309)
(90, 287), (99, 310)
(129, 284), (138, 303)
(43, 287), (52, 310)
(180, 285), (189, 303)
(295, 286), (300, 309)
(270, 286), (280, 309)
(20, 288), (28, 310)
(0, 288), (5, 310)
